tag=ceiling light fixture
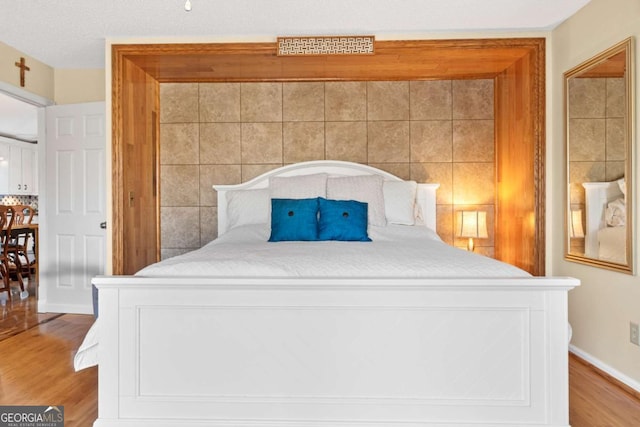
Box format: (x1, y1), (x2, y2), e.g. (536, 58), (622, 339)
(184, 0), (192, 11)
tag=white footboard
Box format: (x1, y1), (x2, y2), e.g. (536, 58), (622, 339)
(93, 276), (578, 427)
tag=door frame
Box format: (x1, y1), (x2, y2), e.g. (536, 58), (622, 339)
(0, 83), (52, 310)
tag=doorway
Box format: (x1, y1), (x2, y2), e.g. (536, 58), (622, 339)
(0, 87), (47, 306)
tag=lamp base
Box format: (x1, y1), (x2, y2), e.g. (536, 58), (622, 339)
(467, 237), (475, 252)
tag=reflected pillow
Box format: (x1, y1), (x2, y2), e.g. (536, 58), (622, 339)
(318, 198), (371, 242)
(605, 198), (626, 227)
(268, 198), (320, 242)
(618, 178), (626, 198)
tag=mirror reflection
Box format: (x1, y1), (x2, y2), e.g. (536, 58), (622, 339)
(565, 38), (633, 273)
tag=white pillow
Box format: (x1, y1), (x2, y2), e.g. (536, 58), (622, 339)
(618, 177), (626, 198)
(226, 188), (270, 229)
(269, 173), (328, 199)
(383, 180), (417, 225)
(327, 175), (386, 226)
(605, 197), (626, 227)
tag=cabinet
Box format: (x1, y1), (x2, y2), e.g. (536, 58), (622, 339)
(0, 140), (38, 195)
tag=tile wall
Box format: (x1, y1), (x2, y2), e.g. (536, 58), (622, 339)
(160, 80), (496, 259)
(0, 195), (38, 210)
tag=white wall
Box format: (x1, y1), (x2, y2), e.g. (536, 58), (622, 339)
(551, 0), (640, 386)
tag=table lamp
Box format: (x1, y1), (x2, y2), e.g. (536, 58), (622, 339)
(456, 210), (488, 252)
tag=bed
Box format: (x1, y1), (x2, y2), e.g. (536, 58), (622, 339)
(582, 179), (627, 264)
(79, 160), (578, 427)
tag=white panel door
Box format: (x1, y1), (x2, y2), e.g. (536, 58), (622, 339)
(41, 102), (106, 314)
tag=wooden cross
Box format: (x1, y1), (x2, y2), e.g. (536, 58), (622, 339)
(14, 57), (30, 87)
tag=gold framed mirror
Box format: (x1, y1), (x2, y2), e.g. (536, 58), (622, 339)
(565, 37), (634, 273)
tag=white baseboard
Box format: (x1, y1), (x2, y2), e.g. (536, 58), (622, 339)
(38, 302), (93, 315)
(569, 344), (640, 393)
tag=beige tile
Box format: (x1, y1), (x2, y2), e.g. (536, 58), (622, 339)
(200, 207), (218, 244)
(606, 77), (625, 118)
(410, 162), (453, 205)
(283, 122), (325, 163)
(569, 161), (606, 204)
(368, 163), (410, 180)
(161, 165), (199, 206)
(160, 123), (199, 165)
(241, 122), (283, 164)
(241, 83), (282, 122)
(453, 120), (494, 162)
(606, 117), (625, 161)
(199, 83), (240, 122)
(368, 121), (410, 163)
(200, 123), (241, 164)
(161, 248), (193, 261)
(325, 122), (367, 163)
(410, 120), (452, 162)
(605, 161), (625, 181)
(199, 164), (242, 207)
(568, 78), (606, 118)
(410, 80), (452, 120)
(453, 163), (494, 205)
(283, 82), (325, 121)
(242, 164), (282, 181)
(325, 82), (367, 121)
(436, 204), (453, 245)
(367, 81), (409, 120)
(160, 83), (199, 123)
(161, 207), (200, 249)
(569, 118), (606, 161)
(452, 79), (494, 120)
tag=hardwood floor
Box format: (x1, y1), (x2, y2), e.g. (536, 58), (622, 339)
(0, 299), (97, 427)
(569, 352), (640, 426)
(0, 284), (60, 341)
(2, 303), (640, 427)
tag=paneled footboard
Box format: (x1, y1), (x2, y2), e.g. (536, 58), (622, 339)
(93, 276), (578, 427)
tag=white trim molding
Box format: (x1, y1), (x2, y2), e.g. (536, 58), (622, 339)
(569, 344), (640, 393)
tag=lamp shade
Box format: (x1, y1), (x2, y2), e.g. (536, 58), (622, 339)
(569, 209), (584, 238)
(456, 211), (488, 239)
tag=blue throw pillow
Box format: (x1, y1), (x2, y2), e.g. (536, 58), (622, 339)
(268, 198), (320, 242)
(318, 198), (371, 242)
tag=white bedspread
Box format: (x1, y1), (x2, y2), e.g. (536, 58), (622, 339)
(137, 224), (529, 278)
(598, 226), (626, 264)
(74, 224), (529, 371)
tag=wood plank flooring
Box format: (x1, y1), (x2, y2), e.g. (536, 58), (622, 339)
(0, 301), (97, 427)
(2, 304), (640, 427)
(0, 286), (61, 341)
(569, 352), (640, 426)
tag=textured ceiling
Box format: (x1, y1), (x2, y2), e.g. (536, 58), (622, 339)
(0, 0), (592, 70)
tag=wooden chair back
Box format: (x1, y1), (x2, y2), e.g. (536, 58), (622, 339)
(0, 206), (14, 300)
(0, 206), (15, 248)
(12, 205), (34, 225)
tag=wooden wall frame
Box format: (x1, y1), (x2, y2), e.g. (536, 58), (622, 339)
(111, 38), (545, 275)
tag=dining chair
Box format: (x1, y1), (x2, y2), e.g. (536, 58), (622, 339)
(12, 204), (34, 225)
(7, 204), (36, 280)
(0, 206), (26, 302)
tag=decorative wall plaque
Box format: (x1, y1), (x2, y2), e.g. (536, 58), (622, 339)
(277, 35), (375, 56)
